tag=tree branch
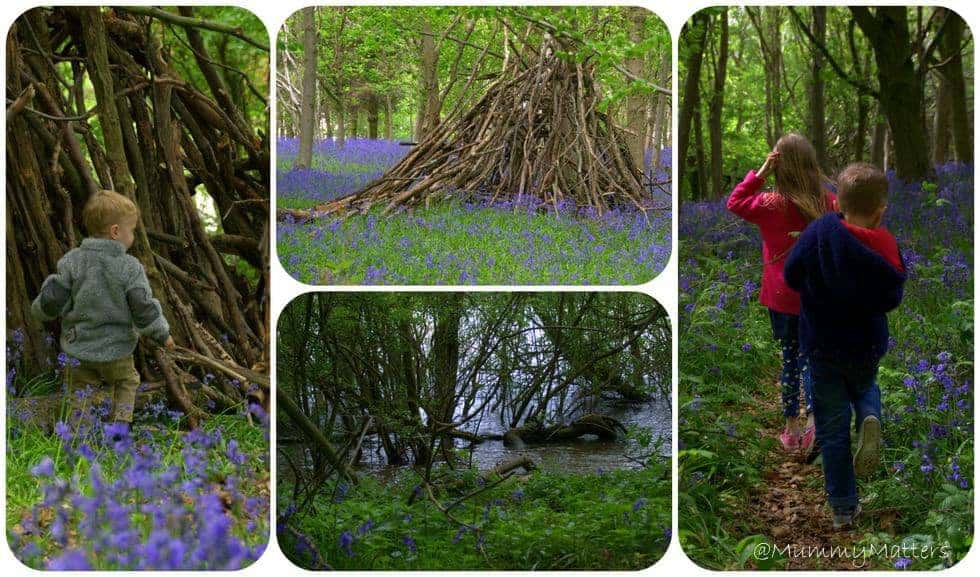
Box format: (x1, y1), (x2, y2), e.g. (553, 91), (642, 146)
(117, 6), (269, 51)
(788, 7), (878, 98)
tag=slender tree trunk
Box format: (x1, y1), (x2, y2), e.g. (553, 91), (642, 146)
(809, 7), (827, 171)
(853, 50), (872, 162)
(365, 93), (379, 140)
(770, 10), (784, 140)
(431, 296), (461, 460)
(883, 126), (891, 172)
(295, 7), (317, 169)
(336, 102), (346, 147)
(694, 107), (708, 200)
(349, 105), (359, 138)
(747, 7), (783, 147)
(933, 70), (952, 165)
(332, 7), (348, 148)
(384, 93), (393, 140)
(679, 12), (710, 195)
(625, 7), (648, 164)
(709, 8), (729, 199)
(650, 51), (670, 162)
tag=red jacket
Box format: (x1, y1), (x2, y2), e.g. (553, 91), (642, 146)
(842, 221), (904, 273)
(727, 170), (838, 315)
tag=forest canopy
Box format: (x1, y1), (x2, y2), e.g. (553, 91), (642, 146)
(679, 6), (973, 199)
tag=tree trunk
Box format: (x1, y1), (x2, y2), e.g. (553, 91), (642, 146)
(694, 106), (708, 201)
(852, 50), (872, 162)
(384, 93), (393, 140)
(650, 50), (671, 162)
(431, 296), (461, 459)
(416, 20), (441, 140)
(625, 7), (648, 165)
(809, 7), (827, 171)
(277, 387), (356, 484)
(349, 105), (359, 138)
(933, 69), (952, 165)
(851, 7), (932, 180)
(504, 414), (627, 446)
(365, 92), (379, 140)
(747, 7), (784, 147)
(295, 7), (317, 169)
(709, 8), (729, 199)
(938, 8), (971, 163)
(336, 102), (346, 147)
(679, 12), (710, 196)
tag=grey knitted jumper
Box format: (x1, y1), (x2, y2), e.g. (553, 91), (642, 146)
(31, 238), (170, 362)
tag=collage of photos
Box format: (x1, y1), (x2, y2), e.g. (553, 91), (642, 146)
(1, 2), (975, 575)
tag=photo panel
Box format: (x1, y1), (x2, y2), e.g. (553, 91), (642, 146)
(678, 5), (973, 570)
(5, 6), (271, 569)
(276, 291), (671, 569)
(276, 5), (671, 285)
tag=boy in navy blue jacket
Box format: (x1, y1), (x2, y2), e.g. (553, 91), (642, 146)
(784, 163), (906, 529)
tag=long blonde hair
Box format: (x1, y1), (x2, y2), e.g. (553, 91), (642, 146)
(772, 133), (833, 222)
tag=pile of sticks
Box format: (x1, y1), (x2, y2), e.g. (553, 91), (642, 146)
(6, 7), (269, 425)
(292, 36), (648, 218)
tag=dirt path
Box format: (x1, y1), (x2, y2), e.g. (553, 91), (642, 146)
(746, 394), (874, 570)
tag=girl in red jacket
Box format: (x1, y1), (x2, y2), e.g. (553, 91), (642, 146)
(726, 133), (837, 454)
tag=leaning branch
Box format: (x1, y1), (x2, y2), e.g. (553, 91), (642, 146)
(117, 6), (270, 52)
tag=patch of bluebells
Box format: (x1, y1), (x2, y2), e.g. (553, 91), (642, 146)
(276, 138), (671, 284)
(8, 386), (269, 570)
(277, 138), (409, 209)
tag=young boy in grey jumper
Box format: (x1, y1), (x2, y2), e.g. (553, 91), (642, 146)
(32, 190), (175, 429)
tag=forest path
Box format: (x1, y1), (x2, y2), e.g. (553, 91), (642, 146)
(745, 385), (874, 570)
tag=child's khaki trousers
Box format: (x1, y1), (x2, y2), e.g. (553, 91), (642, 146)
(66, 355), (140, 423)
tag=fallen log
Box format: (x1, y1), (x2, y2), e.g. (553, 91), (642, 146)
(480, 455), (537, 480)
(503, 414), (627, 447)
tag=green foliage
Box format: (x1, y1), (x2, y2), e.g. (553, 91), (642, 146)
(279, 6), (668, 137)
(279, 461), (670, 570)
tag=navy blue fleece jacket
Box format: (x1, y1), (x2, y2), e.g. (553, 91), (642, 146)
(784, 213), (906, 364)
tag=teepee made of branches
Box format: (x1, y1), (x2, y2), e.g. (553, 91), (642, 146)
(301, 35), (649, 218)
(6, 7), (270, 427)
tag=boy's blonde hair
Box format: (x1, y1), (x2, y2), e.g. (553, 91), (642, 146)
(82, 190), (139, 236)
(838, 163), (889, 217)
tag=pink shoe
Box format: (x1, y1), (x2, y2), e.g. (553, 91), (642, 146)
(801, 426), (817, 460)
(779, 428), (800, 451)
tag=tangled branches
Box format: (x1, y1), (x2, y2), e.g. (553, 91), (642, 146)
(6, 7), (269, 423)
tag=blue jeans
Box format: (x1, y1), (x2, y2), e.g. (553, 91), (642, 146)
(810, 357), (882, 512)
(769, 310), (813, 417)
